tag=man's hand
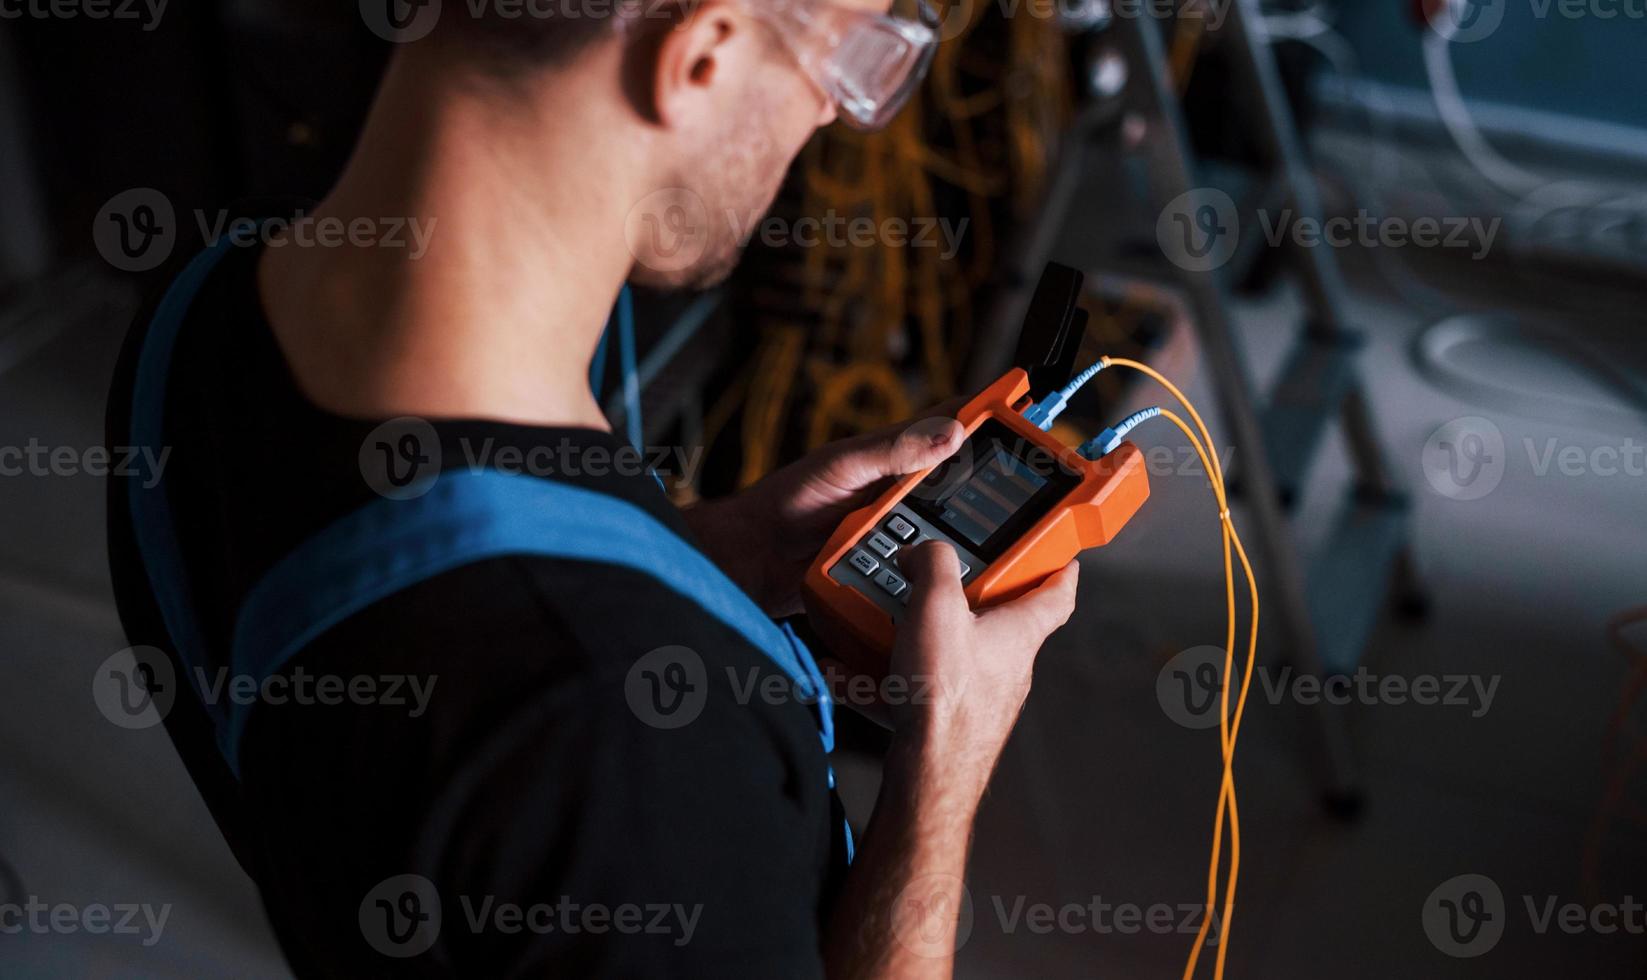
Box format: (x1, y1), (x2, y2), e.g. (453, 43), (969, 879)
(683, 401), (1084, 979)
(825, 544), (1079, 979)
(684, 413), (965, 617)
(891, 542), (1079, 801)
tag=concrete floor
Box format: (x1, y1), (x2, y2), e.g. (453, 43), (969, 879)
(0, 240), (1643, 977)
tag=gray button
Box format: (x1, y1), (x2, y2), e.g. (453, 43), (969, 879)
(886, 515), (918, 541)
(873, 567), (908, 597)
(866, 532), (898, 559)
(957, 560), (971, 578)
(847, 549), (880, 576)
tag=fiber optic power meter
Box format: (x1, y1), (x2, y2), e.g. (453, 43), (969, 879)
(803, 265), (1152, 667)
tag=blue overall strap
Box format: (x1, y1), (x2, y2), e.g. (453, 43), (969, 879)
(128, 239), (240, 727)
(227, 469), (836, 773)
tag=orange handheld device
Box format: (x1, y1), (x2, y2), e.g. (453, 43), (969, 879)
(802, 367), (1151, 669)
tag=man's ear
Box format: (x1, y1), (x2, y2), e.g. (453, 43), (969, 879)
(645, 0), (751, 127)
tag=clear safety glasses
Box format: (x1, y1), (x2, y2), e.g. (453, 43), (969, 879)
(750, 0), (941, 131)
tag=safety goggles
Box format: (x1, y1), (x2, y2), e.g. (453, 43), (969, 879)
(749, 0), (941, 131)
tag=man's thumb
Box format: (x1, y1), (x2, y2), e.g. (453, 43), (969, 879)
(885, 416), (965, 477)
(899, 540), (969, 624)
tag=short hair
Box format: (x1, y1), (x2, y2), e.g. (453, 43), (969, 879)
(433, 4), (629, 71)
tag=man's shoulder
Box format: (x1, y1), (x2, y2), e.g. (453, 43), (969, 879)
(238, 550), (830, 796)
(268, 548), (807, 706)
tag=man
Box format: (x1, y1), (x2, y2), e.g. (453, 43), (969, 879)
(105, 1), (1079, 975)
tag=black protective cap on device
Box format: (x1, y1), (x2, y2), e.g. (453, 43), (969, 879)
(1011, 262), (1088, 401)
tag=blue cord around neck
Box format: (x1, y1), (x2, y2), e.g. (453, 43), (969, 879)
(616, 285), (642, 451)
(589, 285), (642, 451)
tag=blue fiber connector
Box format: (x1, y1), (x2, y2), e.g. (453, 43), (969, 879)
(1023, 360), (1106, 430)
(1080, 406), (1161, 459)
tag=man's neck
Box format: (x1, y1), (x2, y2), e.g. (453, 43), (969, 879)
(258, 43), (638, 430)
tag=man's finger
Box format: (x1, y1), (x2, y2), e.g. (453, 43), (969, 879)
(977, 561), (1080, 641)
(840, 390), (976, 469)
(899, 541), (970, 629)
(813, 415), (964, 494)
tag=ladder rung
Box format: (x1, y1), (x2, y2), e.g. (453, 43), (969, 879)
(1229, 176), (1292, 294)
(1306, 491), (1410, 676)
(1260, 331), (1364, 507)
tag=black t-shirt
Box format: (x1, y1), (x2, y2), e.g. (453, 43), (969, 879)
(105, 239), (844, 977)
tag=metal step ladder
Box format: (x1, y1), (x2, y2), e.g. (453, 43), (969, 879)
(1104, 0), (1426, 809)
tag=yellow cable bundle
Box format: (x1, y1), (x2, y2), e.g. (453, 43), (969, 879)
(736, 324), (807, 487)
(724, 0), (1072, 481)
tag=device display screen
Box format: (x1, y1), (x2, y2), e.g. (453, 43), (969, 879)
(904, 419), (1080, 562)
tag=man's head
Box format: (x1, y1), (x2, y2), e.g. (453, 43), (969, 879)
(410, 0), (935, 290)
